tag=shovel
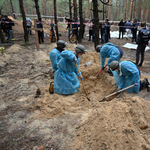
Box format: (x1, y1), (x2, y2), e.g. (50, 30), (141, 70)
(95, 65), (107, 77)
(79, 62), (92, 67)
(75, 63), (90, 101)
(100, 84), (135, 102)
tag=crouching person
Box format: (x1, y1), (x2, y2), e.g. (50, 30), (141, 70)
(110, 60), (149, 93)
(49, 45), (86, 95)
(96, 42), (123, 76)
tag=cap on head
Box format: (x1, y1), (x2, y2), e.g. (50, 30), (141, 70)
(96, 45), (102, 52)
(110, 61), (120, 71)
(57, 40), (67, 49)
(75, 45), (86, 54)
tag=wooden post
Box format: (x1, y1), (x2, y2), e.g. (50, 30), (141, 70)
(34, 19), (39, 51)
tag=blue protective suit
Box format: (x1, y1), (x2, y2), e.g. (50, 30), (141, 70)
(112, 61), (140, 93)
(54, 51), (81, 95)
(100, 42), (121, 68)
(50, 48), (62, 71)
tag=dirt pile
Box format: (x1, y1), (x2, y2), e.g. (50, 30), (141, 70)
(1, 42), (150, 149)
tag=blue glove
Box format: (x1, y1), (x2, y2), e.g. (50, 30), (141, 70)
(134, 82), (138, 86)
(73, 56), (77, 63)
(116, 87), (122, 93)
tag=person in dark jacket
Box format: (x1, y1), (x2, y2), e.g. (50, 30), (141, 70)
(2, 15), (14, 43)
(131, 18), (138, 42)
(72, 18), (78, 40)
(105, 18), (111, 42)
(36, 19), (44, 44)
(136, 22), (150, 67)
(118, 19), (125, 39)
(125, 20), (132, 40)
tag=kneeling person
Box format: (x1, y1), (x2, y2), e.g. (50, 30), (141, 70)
(50, 40), (67, 79)
(49, 45), (86, 95)
(110, 60), (149, 93)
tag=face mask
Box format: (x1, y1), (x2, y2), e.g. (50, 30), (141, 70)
(78, 55), (82, 58)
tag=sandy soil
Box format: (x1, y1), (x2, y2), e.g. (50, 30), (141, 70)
(0, 17), (150, 150)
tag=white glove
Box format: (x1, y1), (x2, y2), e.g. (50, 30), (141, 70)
(80, 74), (83, 80)
(73, 56), (78, 63)
(116, 87), (122, 93)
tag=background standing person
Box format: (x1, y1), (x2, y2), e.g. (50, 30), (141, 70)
(131, 18), (138, 42)
(82, 19), (86, 39)
(118, 19), (125, 39)
(2, 15), (14, 43)
(125, 20), (132, 40)
(36, 19), (44, 44)
(88, 19), (93, 41)
(72, 18), (78, 41)
(49, 45), (86, 95)
(105, 18), (110, 42)
(100, 20), (107, 44)
(136, 22), (150, 67)
(65, 17), (72, 37)
(26, 15), (32, 35)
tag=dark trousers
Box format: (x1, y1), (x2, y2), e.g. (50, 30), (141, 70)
(89, 30), (92, 41)
(38, 31), (44, 43)
(132, 30), (137, 42)
(136, 45), (146, 66)
(82, 28), (85, 39)
(119, 30), (124, 39)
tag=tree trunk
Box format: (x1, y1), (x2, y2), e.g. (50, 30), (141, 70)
(78, 0), (83, 43)
(137, 0), (141, 21)
(18, 0), (28, 42)
(93, 0), (99, 49)
(34, 0), (42, 21)
(54, 0), (59, 41)
(133, 0), (136, 19)
(88, 0), (90, 19)
(124, 0), (127, 20)
(107, 0), (111, 19)
(73, 0), (77, 21)
(10, 0), (16, 19)
(69, 0), (72, 18)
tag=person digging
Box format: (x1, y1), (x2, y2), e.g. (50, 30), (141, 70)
(110, 60), (150, 93)
(49, 45), (86, 95)
(49, 40), (67, 79)
(96, 42), (123, 76)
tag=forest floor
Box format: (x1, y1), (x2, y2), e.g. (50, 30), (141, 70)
(0, 17), (150, 150)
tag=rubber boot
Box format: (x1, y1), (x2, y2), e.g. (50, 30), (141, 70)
(49, 82), (54, 94)
(141, 78), (149, 89)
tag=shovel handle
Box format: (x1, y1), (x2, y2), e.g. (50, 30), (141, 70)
(75, 63), (87, 95)
(101, 84), (135, 101)
(95, 65), (107, 77)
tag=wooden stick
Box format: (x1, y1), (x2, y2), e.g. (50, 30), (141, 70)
(75, 63), (87, 95)
(100, 84), (135, 101)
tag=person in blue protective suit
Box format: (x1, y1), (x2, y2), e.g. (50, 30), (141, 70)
(49, 45), (86, 95)
(96, 42), (123, 76)
(49, 40), (67, 79)
(110, 60), (149, 93)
